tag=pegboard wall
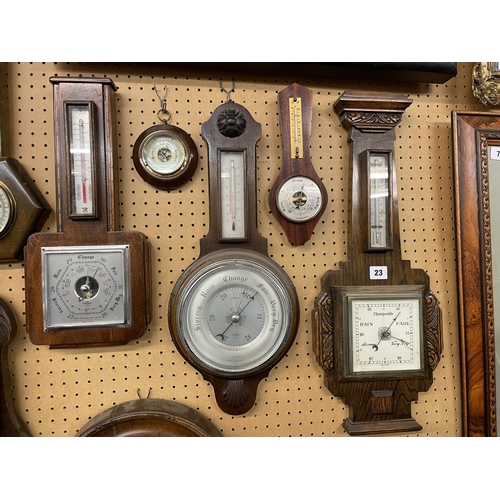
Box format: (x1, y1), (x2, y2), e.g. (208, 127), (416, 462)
(0, 62), (486, 437)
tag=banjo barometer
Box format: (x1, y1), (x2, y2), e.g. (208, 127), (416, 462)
(312, 91), (442, 435)
(168, 82), (299, 415)
(269, 83), (327, 246)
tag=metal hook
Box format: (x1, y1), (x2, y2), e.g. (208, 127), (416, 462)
(153, 84), (171, 124)
(220, 78), (235, 103)
(137, 387), (152, 399)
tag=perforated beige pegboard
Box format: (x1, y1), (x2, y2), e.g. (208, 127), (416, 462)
(0, 62), (482, 436)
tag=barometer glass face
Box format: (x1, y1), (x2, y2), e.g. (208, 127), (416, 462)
(175, 257), (294, 374)
(140, 130), (188, 176)
(276, 175), (323, 223)
(345, 290), (424, 375)
(41, 245), (131, 331)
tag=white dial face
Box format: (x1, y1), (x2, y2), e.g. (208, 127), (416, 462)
(369, 153), (390, 248)
(348, 293), (423, 374)
(0, 184), (14, 236)
(177, 258), (293, 374)
(68, 104), (95, 216)
(277, 175), (323, 223)
(220, 151), (246, 239)
(42, 245), (131, 331)
(141, 131), (187, 175)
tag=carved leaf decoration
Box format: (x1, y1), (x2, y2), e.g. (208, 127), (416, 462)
(344, 111), (402, 132)
(217, 109), (247, 138)
(425, 290), (442, 371)
(316, 291), (334, 373)
(222, 379), (250, 409)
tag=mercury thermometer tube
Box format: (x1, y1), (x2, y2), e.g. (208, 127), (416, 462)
(220, 151), (245, 239)
(68, 104), (93, 215)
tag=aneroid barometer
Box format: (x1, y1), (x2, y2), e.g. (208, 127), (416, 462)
(312, 91), (442, 435)
(132, 85), (198, 190)
(269, 83), (327, 246)
(168, 81), (299, 415)
(25, 77), (151, 348)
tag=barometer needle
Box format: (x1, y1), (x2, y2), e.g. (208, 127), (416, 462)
(370, 312), (401, 351)
(215, 290), (258, 342)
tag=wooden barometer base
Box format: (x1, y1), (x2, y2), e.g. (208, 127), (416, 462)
(343, 418), (422, 436)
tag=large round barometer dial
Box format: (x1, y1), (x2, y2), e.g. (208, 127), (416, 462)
(171, 250), (295, 376)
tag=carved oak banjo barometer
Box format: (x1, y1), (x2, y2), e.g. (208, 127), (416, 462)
(269, 83), (327, 246)
(312, 91), (442, 435)
(25, 77), (151, 348)
(169, 82), (299, 415)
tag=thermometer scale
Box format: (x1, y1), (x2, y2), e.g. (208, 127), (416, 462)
(369, 153), (390, 249)
(68, 104), (95, 216)
(289, 97), (304, 159)
(220, 152), (245, 240)
(361, 150), (393, 252)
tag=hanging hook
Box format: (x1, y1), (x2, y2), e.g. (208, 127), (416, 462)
(153, 84), (171, 124)
(137, 387), (152, 399)
(220, 78), (235, 103)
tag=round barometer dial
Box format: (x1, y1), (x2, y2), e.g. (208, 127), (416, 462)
(170, 249), (297, 376)
(133, 124), (198, 190)
(276, 175), (324, 223)
(140, 130), (187, 175)
(41, 245), (131, 331)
